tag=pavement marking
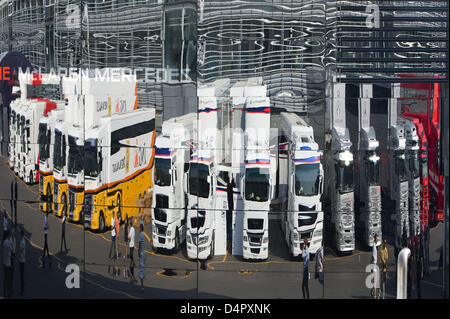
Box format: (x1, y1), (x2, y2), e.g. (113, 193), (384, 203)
(237, 269), (253, 275)
(222, 249), (228, 262)
(144, 231), (152, 245)
(423, 279), (444, 288)
(155, 269), (193, 279)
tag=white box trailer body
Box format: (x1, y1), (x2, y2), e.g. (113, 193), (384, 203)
(279, 112), (324, 257)
(185, 95), (223, 260)
(22, 99), (65, 183)
(64, 72), (139, 222)
(241, 96), (274, 260)
(151, 112), (197, 251)
(83, 108), (156, 231)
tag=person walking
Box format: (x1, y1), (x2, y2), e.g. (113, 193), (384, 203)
(59, 212), (68, 253)
(128, 223), (136, 283)
(371, 234), (379, 299)
(42, 212), (51, 268)
(123, 215), (129, 261)
(301, 238), (310, 299)
(315, 245), (324, 298)
(2, 230), (12, 298)
(115, 212), (120, 259)
(18, 228), (25, 295)
(407, 239), (416, 299)
(138, 223), (145, 291)
(10, 226), (16, 294)
(416, 237), (424, 299)
(423, 226), (431, 276)
(380, 239), (388, 299)
(108, 212), (116, 260)
(394, 225), (401, 264)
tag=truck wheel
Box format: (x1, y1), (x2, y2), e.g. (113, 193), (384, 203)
(28, 171), (33, 185)
(62, 193), (68, 218)
(174, 229), (180, 252)
(99, 212), (105, 233)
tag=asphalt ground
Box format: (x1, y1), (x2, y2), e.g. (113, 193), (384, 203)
(0, 159), (445, 299)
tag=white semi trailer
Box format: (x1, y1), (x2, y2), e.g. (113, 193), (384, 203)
(346, 83), (382, 247)
(398, 117), (421, 236)
(371, 83), (409, 238)
(279, 112), (324, 258)
(185, 79), (230, 260)
(324, 80), (355, 253)
(151, 112), (196, 252)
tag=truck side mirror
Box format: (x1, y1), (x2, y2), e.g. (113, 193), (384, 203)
(319, 175), (324, 194)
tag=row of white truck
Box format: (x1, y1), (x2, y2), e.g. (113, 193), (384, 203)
(7, 71), (422, 261)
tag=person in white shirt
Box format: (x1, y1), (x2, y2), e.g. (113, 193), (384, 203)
(128, 225), (135, 282)
(108, 212), (116, 260)
(372, 234), (378, 265)
(18, 228), (26, 295)
(3, 230), (12, 298)
(301, 238), (310, 299)
(42, 213), (51, 268)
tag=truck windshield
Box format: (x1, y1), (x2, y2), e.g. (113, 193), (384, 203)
(409, 150), (420, 179)
(188, 163), (210, 198)
(68, 135), (83, 175)
(247, 218), (264, 230)
(190, 211), (206, 228)
(336, 161), (354, 194)
(295, 163), (319, 196)
(84, 139), (99, 178)
(155, 158), (171, 186)
(395, 151), (407, 182)
(366, 151), (380, 186)
(38, 123), (50, 161)
(53, 130), (63, 170)
(245, 168), (270, 202)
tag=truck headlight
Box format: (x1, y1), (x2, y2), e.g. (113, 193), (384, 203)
(167, 230), (171, 236)
(152, 227), (156, 234)
(263, 237), (268, 244)
(187, 235), (192, 244)
(243, 235), (248, 242)
(314, 229), (322, 237)
(293, 232), (299, 241)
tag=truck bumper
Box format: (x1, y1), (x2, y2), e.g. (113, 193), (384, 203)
(152, 234), (176, 250)
(243, 245), (268, 260)
(187, 243), (211, 260)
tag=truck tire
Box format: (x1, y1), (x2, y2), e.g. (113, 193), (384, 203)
(28, 171), (33, 185)
(99, 212), (105, 233)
